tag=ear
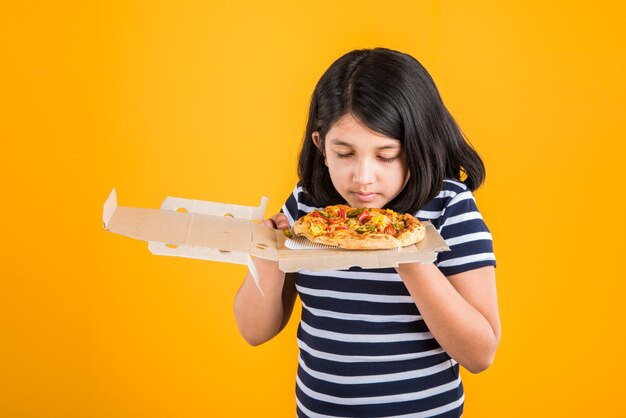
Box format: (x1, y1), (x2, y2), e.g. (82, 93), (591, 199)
(312, 131), (322, 149)
(312, 131), (327, 166)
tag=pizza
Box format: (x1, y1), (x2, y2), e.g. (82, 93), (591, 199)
(288, 204), (426, 250)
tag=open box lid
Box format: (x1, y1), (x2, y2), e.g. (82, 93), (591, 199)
(103, 189), (450, 284)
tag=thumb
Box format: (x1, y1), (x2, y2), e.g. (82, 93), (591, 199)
(273, 214), (290, 230)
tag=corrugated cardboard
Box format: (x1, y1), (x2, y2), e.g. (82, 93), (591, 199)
(103, 189), (450, 277)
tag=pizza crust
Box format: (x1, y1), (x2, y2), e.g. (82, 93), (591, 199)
(314, 231), (396, 249)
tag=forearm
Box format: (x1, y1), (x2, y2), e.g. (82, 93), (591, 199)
(234, 257), (294, 346)
(396, 263), (500, 373)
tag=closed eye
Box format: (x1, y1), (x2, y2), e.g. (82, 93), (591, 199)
(335, 152), (353, 159)
(378, 156), (399, 163)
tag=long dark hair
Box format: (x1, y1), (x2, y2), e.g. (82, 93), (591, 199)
(297, 47), (486, 214)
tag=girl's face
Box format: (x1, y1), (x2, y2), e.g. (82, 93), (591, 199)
(313, 114), (409, 209)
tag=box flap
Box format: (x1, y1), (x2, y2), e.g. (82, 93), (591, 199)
(248, 222), (279, 261)
(103, 189), (273, 291)
(159, 195), (268, 220)
(103, 189), (272, 252)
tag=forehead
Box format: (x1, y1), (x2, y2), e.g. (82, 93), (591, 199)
(326, 114), (401, 148)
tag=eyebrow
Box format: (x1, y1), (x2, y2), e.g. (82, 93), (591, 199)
(329, 138), (401, 150)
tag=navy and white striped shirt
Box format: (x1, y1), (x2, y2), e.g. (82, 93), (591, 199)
(281, 179), (496, 417)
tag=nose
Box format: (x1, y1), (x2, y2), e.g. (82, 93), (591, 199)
(352, 157), (375, 185)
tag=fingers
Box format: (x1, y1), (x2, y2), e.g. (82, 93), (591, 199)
(274, 214), (289, 230)
(264, 213), (289, 230)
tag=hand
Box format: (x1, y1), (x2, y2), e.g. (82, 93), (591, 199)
(263, 213), (290, 230)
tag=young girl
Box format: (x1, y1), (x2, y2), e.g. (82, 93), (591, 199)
(234, 47), (500, 417)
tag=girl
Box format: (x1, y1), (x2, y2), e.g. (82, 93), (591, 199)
(234, 47), (500, 417)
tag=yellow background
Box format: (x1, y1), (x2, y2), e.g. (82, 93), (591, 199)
(2, 1), (625, 416)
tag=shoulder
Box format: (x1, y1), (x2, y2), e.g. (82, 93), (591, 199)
(280, 183), (320, 226)
(416, 179), (475, 225)
(422, 180), (496, 276)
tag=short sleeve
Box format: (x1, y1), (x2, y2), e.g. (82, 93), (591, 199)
(435, 190), (496, 277)
(280, 185), (300, 226)
(279, 183), (319, 226)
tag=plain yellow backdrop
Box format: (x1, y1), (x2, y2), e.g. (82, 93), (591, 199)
(2, 1), (625, 417)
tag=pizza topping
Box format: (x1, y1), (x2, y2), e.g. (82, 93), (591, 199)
(315, 209), (330, 219)
(355, 225), (376, 234)
(370, 214), (389, 227)
(309, 224), (324, 237)
(346, 218), (358, 227)
(384, 224), (397, 236)
(357, 210), (371, 223)
(347, 208), (365, 218)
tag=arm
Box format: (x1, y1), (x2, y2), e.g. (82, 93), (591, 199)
(396, 263), (500, 374)
(234, 214), (298, 346)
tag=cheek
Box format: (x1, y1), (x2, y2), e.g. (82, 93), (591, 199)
(386, 165), (409, 188)
(400, 168), (411, 187)
(326, 161), (354, 191)
(327, 158), (349, 176)
(400, 164), (410, 181)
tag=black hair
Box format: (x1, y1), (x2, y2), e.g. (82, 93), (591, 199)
(297, 47), (486, 214)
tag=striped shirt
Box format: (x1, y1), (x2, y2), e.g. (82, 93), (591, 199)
(281, 179), (496, 417)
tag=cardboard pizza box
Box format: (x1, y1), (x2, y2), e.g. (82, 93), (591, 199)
(103, 189), (450, 283)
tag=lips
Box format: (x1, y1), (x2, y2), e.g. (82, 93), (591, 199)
(353, 191), (378, 203)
